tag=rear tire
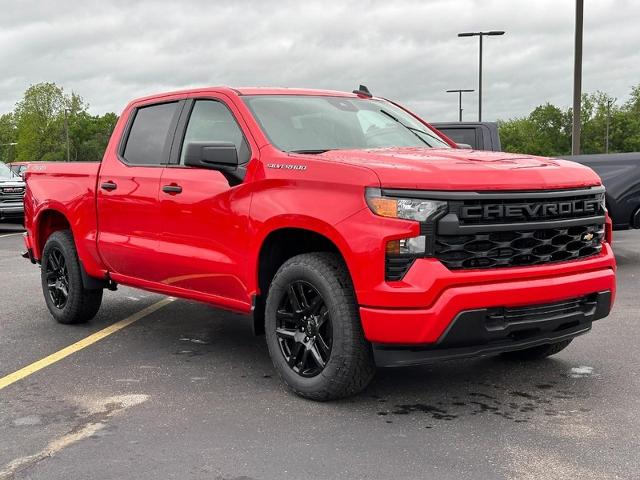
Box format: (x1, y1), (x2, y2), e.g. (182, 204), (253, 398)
(500, 339), (573, 360)
(265, 252), (376, 401)
(41, 230), (103, 324)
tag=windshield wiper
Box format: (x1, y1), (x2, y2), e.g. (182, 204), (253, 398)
(289, 149), (331, 154)
(379, 109), (431, 146)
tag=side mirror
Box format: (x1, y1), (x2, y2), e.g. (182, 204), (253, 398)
(184, 141), (239, 169)
(183, 141), (247, 186)
(456, 143), (473, 150)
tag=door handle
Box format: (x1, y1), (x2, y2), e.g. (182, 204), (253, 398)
(162, 184), (183, 194)
(100, 181), (117, 191)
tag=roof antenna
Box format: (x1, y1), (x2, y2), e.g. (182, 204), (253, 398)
(352, 84), (372, 98)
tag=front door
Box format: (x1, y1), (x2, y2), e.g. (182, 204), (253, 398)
(156, 97), (254, 307)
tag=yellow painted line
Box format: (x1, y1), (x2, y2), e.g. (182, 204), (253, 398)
(0, 297), (174, 391)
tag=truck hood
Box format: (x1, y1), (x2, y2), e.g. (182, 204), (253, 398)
(312, 147), (602, 191)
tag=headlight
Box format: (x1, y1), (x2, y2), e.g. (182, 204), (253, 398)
(365, 188), (446, 222)
(387, 236), (426, 255)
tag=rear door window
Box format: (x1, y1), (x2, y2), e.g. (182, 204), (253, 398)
(123, 102), (179, 165)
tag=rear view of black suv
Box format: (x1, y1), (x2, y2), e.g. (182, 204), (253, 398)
(0, 161), (25, 223)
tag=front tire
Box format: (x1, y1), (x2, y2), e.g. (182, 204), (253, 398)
(41, 230), (103, 324)
(265, 253), (376, 401)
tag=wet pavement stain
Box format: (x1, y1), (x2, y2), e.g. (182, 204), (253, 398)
(390, 404), (458, 421)
(374, 378), (592, 426)
(535, 383), (555, 389)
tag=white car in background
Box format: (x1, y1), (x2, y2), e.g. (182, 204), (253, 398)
(0, 161), (25, 223)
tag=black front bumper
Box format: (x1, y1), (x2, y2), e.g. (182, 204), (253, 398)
(373, 291), (611, 367)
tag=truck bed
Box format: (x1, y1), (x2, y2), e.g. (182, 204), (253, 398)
(24, 161), (102, 270)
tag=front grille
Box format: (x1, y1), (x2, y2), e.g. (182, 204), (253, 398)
(382, 186), (607, 280)
(0, 186), (25, 203)
(0, 197), (23, 203)
(1, 186), (24, 195)
(435, 224), (603, 270)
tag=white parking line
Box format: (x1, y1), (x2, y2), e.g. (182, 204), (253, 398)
(0, 394), (149, 479)
(0, 232), (23, 238)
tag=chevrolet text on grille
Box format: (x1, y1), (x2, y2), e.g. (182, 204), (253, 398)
(460, 198), (601, 220)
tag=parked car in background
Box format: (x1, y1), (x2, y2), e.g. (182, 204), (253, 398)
(0, 161), (26, 223)
(9, 162), (29, 178)
(561, 153), (640, 230)
(432, 122), (640, 230)
(431, 122), (502, 151)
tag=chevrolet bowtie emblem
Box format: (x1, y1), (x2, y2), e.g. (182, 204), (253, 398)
(583, 232), (594, 241)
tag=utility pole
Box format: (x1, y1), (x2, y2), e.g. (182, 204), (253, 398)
(446, 89), (475, 121)
(64, 109), (70, 162)
(572, 0), (584, 155)
(605, 97), (614, 153)
(458, 30), (505, 121)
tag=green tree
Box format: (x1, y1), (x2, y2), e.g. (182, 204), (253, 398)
(12, 82), (118, 162)
(0, 113), (17, 163)
(14, 82), (68, 162)
(618, 85), (640, 152)
(498, 103), (571, 157)
(70, 112), (119, 161)
(500, 83), (640, 156)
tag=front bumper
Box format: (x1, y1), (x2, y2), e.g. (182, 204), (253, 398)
(359, 243), (616, 345)
(373, 291), (611, 366)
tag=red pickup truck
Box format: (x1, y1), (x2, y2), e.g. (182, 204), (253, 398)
(23, 86), (616, 400)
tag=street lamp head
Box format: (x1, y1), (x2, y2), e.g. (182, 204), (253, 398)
(458, 31), (505, 37)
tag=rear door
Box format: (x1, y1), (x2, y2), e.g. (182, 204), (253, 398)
(97, 100), (183, 281)
(156, 96), (254, 307)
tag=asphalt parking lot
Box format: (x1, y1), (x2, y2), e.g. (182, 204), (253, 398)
(0, 222), (638, 480)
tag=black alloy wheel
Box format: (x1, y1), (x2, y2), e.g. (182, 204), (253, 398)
(41, 230), (103, 324)
(265, 252), (376, 400)
(275, 280), (333, 377)
(45, 247), (70, 309)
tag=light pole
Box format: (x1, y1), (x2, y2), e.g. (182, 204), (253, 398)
(572, 0), (584, 155)
(458, 30), (505, 121)
(446, 89), (475, 122)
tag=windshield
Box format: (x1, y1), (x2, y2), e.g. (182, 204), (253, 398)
(242, 95), (450, 152)
(0, 162), (16, 180)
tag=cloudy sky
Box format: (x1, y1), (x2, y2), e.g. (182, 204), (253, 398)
(1, 0), (638, 122)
